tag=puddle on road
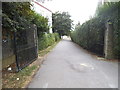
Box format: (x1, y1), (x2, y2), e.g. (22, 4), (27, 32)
(70, 63), (94, 72)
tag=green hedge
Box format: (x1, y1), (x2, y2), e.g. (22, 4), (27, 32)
(71, 17), (105, 55)
(71, 2), (120, 59)
(38, 33), (60, 50)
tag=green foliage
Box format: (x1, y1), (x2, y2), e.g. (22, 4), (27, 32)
(71, 17), (105, 55)
(52, 12), (73, 37)
(38, 33), (60, 50)
(54, 33), (60, 41)
(2, 2), (33, 31)
(2, 2), (49, 35)
(2, 2), (52, 52)
(31, 13), (49, 37)
(71, 2), (120, 59)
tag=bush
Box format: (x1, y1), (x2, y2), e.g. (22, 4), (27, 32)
(38, 33), (60, 50)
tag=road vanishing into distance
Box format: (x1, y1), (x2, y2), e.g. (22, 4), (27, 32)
(28, 38), (118, 88)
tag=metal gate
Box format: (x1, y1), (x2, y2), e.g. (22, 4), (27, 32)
(14, 24), (38, 71)
(2, 29), (15, 69)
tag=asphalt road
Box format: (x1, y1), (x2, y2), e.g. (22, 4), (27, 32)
(28, 39), (118, 88)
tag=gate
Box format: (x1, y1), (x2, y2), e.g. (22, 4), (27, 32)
(2, 24), (38, 71)
(14, 24), (38, 71)
(2, 29), (15, 69)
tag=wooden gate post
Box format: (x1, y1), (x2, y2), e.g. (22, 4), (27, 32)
(104, 20), (114, 59)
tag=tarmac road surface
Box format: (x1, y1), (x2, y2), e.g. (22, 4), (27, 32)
(28, 39), (118, 88)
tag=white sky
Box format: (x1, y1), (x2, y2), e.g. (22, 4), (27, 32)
(34, 0), (99, 24)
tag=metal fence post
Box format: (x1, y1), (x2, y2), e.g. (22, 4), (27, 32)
(13, 31), (20, 72)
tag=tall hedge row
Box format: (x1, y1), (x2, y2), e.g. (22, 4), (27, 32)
(71, 2), (120, 59)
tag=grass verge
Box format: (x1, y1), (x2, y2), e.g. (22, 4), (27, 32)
(2, 40), (60, 88)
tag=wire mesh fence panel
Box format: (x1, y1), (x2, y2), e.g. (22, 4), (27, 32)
(2, 24), (38, 71)
(2, 29), (16, 70)
(15, 24), (38, 70)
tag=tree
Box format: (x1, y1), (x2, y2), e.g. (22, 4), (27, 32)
(52, 12), (73, 37)
(2, 2), (49, 37)
(2, 2), (33, 31)
(31, 13), (49, 37)
(75, 22), (81, 30)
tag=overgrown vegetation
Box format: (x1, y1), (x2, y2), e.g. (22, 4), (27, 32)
(2, 2), (49, 34)
(38, 33), (60, 50)
(71, 2), (120, 59)
(2, 2), (60, 49)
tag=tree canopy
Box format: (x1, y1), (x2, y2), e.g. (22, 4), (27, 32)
(52, 12), (73, 37)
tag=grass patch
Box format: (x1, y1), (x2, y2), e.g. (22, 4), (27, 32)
(2, 40), (60, 88)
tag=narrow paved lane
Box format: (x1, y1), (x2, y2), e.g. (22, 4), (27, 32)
(28, 39), (118, 88)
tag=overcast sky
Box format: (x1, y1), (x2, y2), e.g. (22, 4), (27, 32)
(34, 0), (99, 24)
